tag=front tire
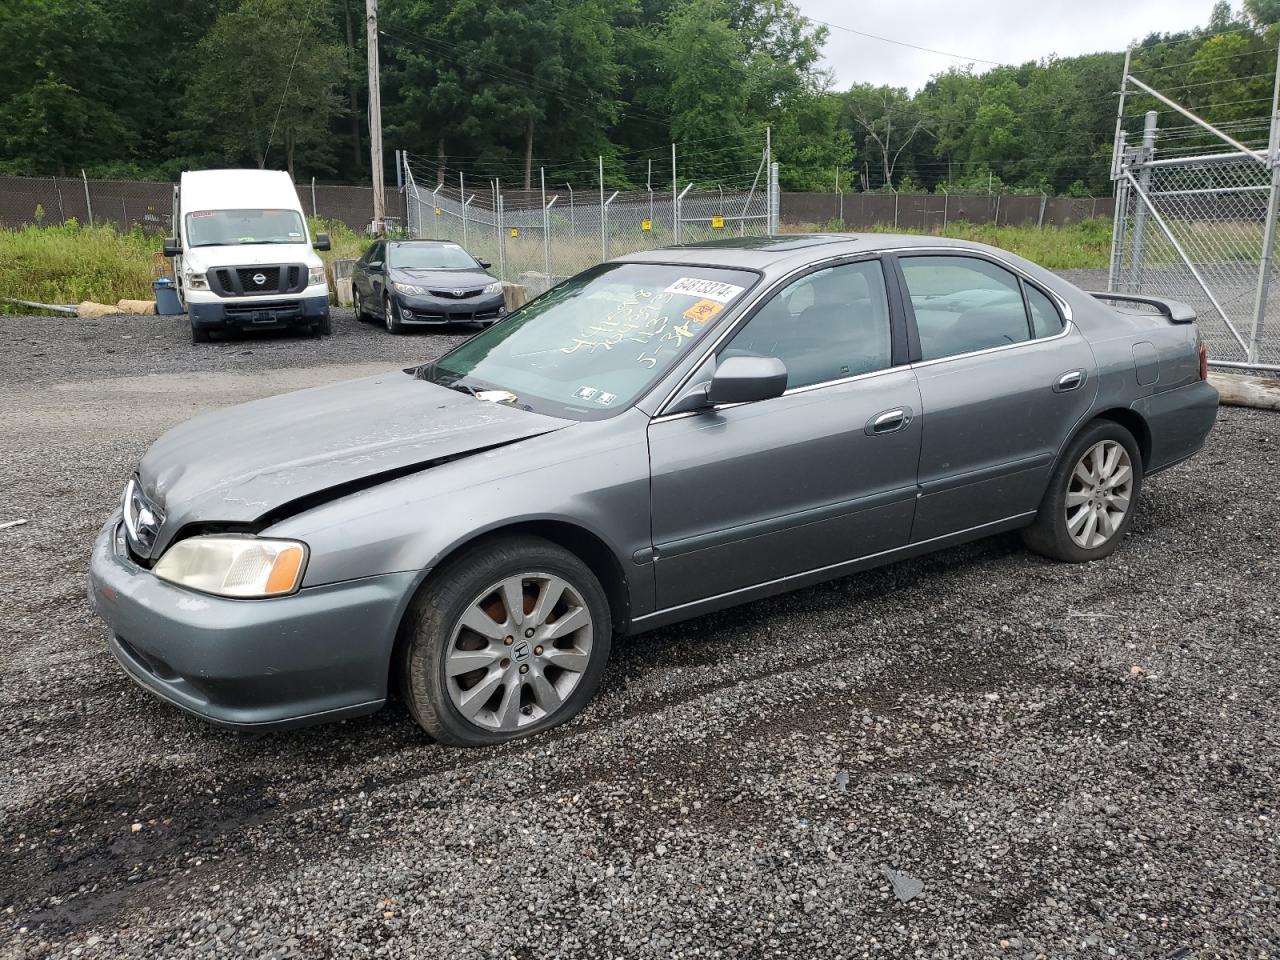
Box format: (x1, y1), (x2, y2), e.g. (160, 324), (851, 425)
(318, 310), (332, 336)
(399, 536), (612, 746)
(1022, 420), (1143, 563)
(189, 309), (211, 343)
(384, 294), (405, 335)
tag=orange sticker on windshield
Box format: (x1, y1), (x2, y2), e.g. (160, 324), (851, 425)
(683, 299), (724, 324)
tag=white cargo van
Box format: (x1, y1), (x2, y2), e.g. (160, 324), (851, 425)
(163, 170), (332, 342)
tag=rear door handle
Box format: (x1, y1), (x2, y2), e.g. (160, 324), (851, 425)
(866, 407), (912, 436)
(1054, 370), (1085, 393)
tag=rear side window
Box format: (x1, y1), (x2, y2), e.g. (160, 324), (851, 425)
(1026, 283), (1064, 337)
(900, 256), (1030, 360)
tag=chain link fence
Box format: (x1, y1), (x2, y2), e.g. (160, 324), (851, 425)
(1110, 57), (1280, 369)
(0, 175), (378, 233)
(404, 146), (777, 293)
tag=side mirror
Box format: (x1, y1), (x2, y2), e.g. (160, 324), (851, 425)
(478, 259), (492, 269)
(367, 260), (383, 271)
(162, 237), (180, 258)
(707, 356), (788, 405)
(313, 233), (331, 252)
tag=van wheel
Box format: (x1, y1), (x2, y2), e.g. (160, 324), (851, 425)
(318, 311), (332, 336)
(398, 536), (611, 746)
(1022, 420), (1143, 563)
(190, 312), (211, 343)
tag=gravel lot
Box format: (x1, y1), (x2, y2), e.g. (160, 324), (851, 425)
(1, 303), (1277, 959)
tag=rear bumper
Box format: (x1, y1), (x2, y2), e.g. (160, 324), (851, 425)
(87, 512), (416, 731)
(1134, 379), (1220, 474)
(189, 291), (329, 329)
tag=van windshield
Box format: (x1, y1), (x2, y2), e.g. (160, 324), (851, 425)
(185, 209), (307, 247)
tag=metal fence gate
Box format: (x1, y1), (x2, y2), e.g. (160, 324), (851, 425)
(1110, 48), (1280, 370)
(403, 142), (778, 295)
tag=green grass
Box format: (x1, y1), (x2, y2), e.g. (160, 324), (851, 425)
(784, 217), (1115, 271)
(0, 216), (369, 313)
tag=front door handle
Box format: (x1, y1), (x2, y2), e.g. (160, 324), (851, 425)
(1054, 370), (1086, 393)
(866, 407), (912, 436)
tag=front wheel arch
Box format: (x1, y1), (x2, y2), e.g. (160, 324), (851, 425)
(387, 520), (632, 697)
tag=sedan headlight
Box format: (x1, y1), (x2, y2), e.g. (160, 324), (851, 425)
(153, 536), (308, 598)
(308, 266), (327, 286)
(483, 281), (503, 295)
(393, 281), (428, 295)
(185, 270), (209, 290)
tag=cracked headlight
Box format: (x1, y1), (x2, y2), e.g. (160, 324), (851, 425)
(153, 536), (308, 598)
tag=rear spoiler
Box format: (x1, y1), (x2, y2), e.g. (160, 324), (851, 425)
(1087, 291), (1197, 323)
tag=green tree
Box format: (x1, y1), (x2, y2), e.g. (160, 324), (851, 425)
(180, 0), (344, 178)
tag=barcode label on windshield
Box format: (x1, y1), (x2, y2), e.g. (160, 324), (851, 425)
(663, 277), (745, 303)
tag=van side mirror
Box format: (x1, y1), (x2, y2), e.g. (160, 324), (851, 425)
(707, 356), (788, 405)
(162, 237), (180, 257)
(313, 233), (331, 252)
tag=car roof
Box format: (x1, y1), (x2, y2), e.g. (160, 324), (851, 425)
(615, 233), (1000, 269)
(391, 238), (465, 246)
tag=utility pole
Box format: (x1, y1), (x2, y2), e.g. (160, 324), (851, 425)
(366, 0), (385, 235)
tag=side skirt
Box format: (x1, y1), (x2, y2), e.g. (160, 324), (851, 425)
(626, 511), (1037, 634)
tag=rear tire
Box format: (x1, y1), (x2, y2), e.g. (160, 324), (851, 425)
(353, 289), (370, 322)
(398, 536), (612, 747)
(1022, 420), (1143, 563)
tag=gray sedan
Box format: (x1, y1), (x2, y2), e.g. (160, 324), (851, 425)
(88, 235), (1219, 746)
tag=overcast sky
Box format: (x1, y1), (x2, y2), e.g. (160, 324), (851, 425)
(801, 0), (1218, 92)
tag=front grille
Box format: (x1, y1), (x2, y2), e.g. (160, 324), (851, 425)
(209, 263), (307, 298)
(429, 288), (482, 299)
(237, 266), (280, 291)
(223, 299), (304, 319)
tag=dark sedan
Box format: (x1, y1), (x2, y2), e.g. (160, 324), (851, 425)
(89, 235), (1218, 746)
(352, 238), (507, 333)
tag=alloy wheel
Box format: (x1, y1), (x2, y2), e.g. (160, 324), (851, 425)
(444, 572), (594, 732)
(1065, 439), (1133, 549)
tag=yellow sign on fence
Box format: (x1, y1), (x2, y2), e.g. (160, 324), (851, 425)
(641, 218), (652, 232)
(711, 215), (725, 230)
(510, 228), (519, 238)
(434, 207), (442, 215)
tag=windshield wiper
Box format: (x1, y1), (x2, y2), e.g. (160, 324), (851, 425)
(446, 382), (478, 396)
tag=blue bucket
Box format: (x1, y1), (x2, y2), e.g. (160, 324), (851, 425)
(153, 277), (182, 316)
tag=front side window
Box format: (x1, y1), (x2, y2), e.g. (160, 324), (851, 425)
(390, 242), (481, 270)
(900, 256), (1031, 360)
(720, 260), (892, 389)
(185, 209), (306, 247)
(423, 262), (757, 420)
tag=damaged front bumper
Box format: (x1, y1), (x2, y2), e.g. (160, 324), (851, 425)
(87, 511), (416, 732)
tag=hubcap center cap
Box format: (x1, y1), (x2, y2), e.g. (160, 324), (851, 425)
(511, 640), (532, 664)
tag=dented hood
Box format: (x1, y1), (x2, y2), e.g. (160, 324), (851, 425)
(137, 370), (570, 547)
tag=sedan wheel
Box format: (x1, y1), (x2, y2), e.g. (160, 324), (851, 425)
(385, 294), (405, 335)
(1022, 420), (1143, 563)
(445, 573), (594, 732)
(1065, 440), (1133, 549)
(353, 288), (368, 322)
(399, 536), (611, 746)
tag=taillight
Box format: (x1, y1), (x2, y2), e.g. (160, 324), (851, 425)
(1198, 339), (1208, 380)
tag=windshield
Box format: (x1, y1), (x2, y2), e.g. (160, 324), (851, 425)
(185, 209), (307, 247)
(422, 262), (757, 420)
(390, 243), (480, 270)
